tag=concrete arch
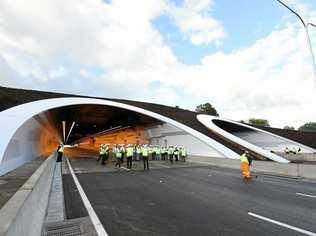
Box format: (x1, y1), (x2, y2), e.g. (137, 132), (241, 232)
(0, 97), (240, 175)
(197, 114), (316, 163)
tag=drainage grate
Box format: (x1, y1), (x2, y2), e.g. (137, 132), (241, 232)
(44, 222), (81, 236)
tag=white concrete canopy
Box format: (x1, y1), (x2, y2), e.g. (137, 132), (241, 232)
(196, 114), (316, 163)
(0, 97), (241, 175)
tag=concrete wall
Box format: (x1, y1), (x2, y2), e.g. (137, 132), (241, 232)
(0, 115), (59, 176)
(0, 154), (55, 236)
(188, 156), (316, 180)
(147, 124), (223, 158)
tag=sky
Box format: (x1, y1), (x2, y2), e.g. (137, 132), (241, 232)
(0, 0), (316, 128)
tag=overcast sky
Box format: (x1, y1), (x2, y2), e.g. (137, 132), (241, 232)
(0, 0), (316, 128)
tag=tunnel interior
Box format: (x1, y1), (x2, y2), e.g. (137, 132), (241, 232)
(212, 119), (313, 154)
(45, 104), (162, 145)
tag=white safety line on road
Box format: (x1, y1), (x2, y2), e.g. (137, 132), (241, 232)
(66, 158), (108, 236)
(120, 166), (130, 171)
(154, 163), (171, 168)
(248, 212), (316, 236)
(296, 193), (316, 199)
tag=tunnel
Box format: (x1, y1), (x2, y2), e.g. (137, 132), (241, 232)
(0, 97), (238, 175)
(197, 114), (316, 163)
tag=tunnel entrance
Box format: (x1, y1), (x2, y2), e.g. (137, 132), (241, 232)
(39, 104), (223, 160)
(212, 119), (315, 157)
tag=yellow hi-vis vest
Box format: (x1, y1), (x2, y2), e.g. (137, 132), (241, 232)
(240, 153), (249, 164)
(142, 147), (148, 157)
(126, 147), (133, 157)
(58, 146), (64, 153)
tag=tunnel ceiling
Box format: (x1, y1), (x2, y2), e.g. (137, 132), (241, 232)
(44, 104), (161, 144)
(212, 119), (254, 133)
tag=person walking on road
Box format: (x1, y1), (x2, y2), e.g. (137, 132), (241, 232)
(101, 144), (109, 165)
(168, 146), (174, 164)
(180, 147), (187, 162)
(142, 145), (150, 170)
(115, 145), (122, 168)
(240, 150), (252, 180)
(126, 145), (134, 169)
(56, 144), (64, 162)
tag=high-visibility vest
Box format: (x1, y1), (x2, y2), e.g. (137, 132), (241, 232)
(168, 148), (173, 155)
(126, 147), (133, 157)
(116, 151), (122, 158)
(181, 149), (187, 156)
(174, 149), (179, 155)
(156, 148), (161, 155)
(136, 147), (141, 154)
(142, 147), (148, 157)
(58, 146), (64, 153)
(240, 153), (249, 164)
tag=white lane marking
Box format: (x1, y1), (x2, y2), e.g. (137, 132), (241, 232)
(154, 163), (171, 169)
(296, 193), (316, 199)
(66, 158), (108, 236)
(120, 166), (130, 171)
(248, 212), (316, 236)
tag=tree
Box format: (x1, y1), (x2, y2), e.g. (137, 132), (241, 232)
(248, 118), (270, 127)
(195, 103), (219, 116)
(298, 122), (316, 132)
(283, 126), (295, 130)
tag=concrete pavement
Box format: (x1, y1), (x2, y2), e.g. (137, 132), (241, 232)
(64, 157), (316, 236)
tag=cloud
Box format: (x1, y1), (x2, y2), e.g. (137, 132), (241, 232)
(166, 0), (225, 45)
(0, 0), (316, 129)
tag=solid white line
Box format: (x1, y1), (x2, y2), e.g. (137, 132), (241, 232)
(66, 158), (108, 236)
(120, 166), (130, 171)
(296, 193), (316, 199)
(248, 212), (316, 236)
(154, 163), (171, 168)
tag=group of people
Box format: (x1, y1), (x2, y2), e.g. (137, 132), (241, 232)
(98, 144), (187, 170)
(284, 146), (301, 155)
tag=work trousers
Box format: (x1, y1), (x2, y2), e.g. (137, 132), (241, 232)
(57, 152), (63, 162)
(127, 156), (133, 169)
(115, 158), (122, 168)
(181, 155), (186, 162)
(241, 163), (251, 179)
(175, 154), (179, 162)
(143, 156), (149, 170)
(169, 154), (173, 164)
(101, 153), (108, 165)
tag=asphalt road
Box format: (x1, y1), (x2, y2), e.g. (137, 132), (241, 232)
(65, 160), (316, 236)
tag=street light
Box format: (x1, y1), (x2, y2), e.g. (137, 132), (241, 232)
(276, 0), (316, 82)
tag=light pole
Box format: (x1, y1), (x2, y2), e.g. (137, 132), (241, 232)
(276, 0), (316, 82)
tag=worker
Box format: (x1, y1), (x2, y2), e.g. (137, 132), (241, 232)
(136, 145), (142, 161)
(240, 150), (252, 180)
(126, 145), (134, 169)
(97, 144), (104, 162)
(56, 144), (64, 162)
(180, 147), (187, 162)
(156, 146), (161, 161)
(115, 145), (122, 168)
(174, 147), (179, 162)
(168, 146), (174, 164)
(101, 144), (109, 165)
(142, 145), (150, 170)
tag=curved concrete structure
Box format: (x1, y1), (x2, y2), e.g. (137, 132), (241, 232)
(2, 86), (316, 175)
(0, 97), (239, 175)
(197, 114), (316, 163)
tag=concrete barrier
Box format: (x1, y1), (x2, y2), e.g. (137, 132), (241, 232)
(188, 155), (316, 180)
(0, 154), (55, 236)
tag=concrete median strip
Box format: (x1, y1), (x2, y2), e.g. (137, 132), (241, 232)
(296, 193), (316, 199)
(66, 158), (108, 236)
(248, 212), (316, 236)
